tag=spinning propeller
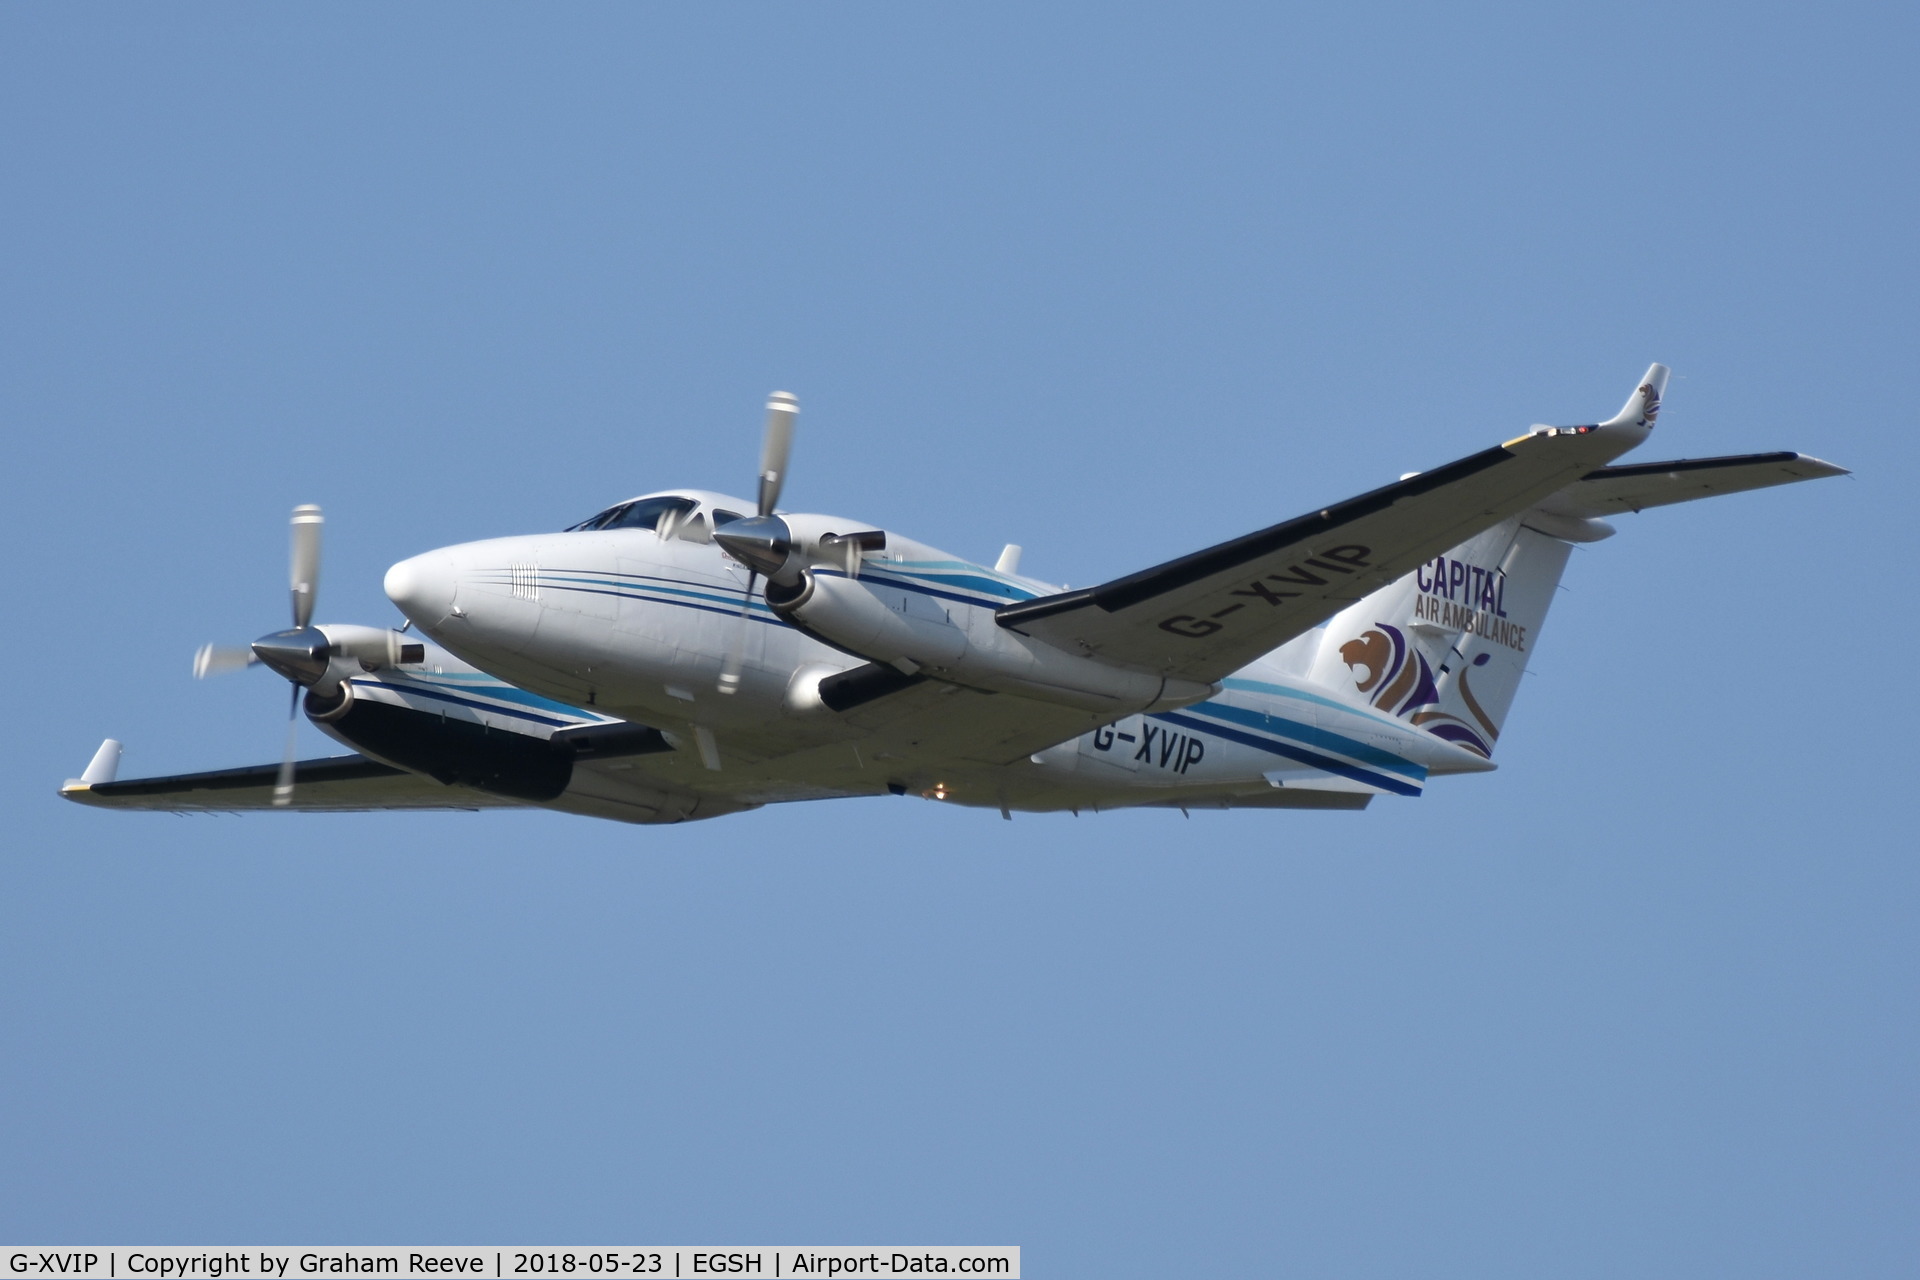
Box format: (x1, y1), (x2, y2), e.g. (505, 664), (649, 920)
(194, 504), (417, 806)
(710, 392), (889, 694)
(192, 505), (326, 805)
(713, 393), (799, 694)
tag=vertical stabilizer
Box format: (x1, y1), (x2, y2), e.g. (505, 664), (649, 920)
(1303, 517), (1572, 758)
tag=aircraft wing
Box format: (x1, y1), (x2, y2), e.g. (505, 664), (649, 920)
(995, 373), (1668, 686)
(1542, 451), (1849, 517)
(60, 751), (521, 814)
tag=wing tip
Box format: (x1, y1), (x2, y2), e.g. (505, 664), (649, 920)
(61, 738), (124, 800)
(1793, 453), (1851, 479)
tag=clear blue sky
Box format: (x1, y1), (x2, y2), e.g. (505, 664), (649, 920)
(4, 4), (1914, 1275)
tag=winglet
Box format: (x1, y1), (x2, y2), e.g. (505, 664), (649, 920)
(1601, 363), (1670, 434)
(64, 738), (123, 791)
(1509, 362), (1671, 452)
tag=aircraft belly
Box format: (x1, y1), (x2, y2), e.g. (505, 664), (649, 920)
(554, 759), (759, 824)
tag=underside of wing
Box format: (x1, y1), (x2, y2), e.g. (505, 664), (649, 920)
(61, 753), (522, 814)
(709, 665), (1113, 794)
(994, 371), (1669, 685)
(1543, 451), (1849, 518)
(827, 670), (1111, 767)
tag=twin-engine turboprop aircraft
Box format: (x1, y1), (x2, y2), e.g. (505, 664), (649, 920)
(64, 366), (1844, 824)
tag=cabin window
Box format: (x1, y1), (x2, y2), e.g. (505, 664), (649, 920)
(711, 509), (746, 527)
(565, 496), (696, 533)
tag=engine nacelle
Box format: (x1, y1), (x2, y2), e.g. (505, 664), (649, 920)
(252, 624), (426, 695)
(769, 569), (967, 665)
(317, 623), (427, 671)
(308, 680), (723, 825)
(771, 570), (1214, 714)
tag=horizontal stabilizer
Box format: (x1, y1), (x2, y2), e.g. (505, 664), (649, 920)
(1541, 451), (1847, 519)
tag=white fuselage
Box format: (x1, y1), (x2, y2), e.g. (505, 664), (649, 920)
(376, 490), (1489, 816)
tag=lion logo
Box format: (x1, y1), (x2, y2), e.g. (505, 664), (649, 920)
(1339, 624), (1434, 716)
(1338, 622), (1495, 758)
(1338, 630), (1394, 693)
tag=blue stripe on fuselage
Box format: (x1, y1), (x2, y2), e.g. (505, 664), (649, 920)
(536, 581), (788, 624)
(1220, 676), (1412, 733)
(1179, 699), (1424, 779)
(836, 565), (1034, 607)
(1151, 709), (1424, 797)
(860, 562), (1038, 602)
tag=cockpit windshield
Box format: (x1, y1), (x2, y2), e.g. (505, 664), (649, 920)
(564, 495), (697, 533)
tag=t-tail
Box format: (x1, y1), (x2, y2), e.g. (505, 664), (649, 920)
(1303, 514), (1568, 757)
(1286, 369), (1845, 759)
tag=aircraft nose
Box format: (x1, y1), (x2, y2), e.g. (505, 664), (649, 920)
(384, 552), (457, 628)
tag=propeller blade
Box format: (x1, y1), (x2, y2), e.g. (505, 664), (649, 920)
(758, 392), (798, 517)
(271, 683), (300, 807)
(193, 644), (259, 679)
(716, 571), (758, 695)
(289, 504), (323, 629)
